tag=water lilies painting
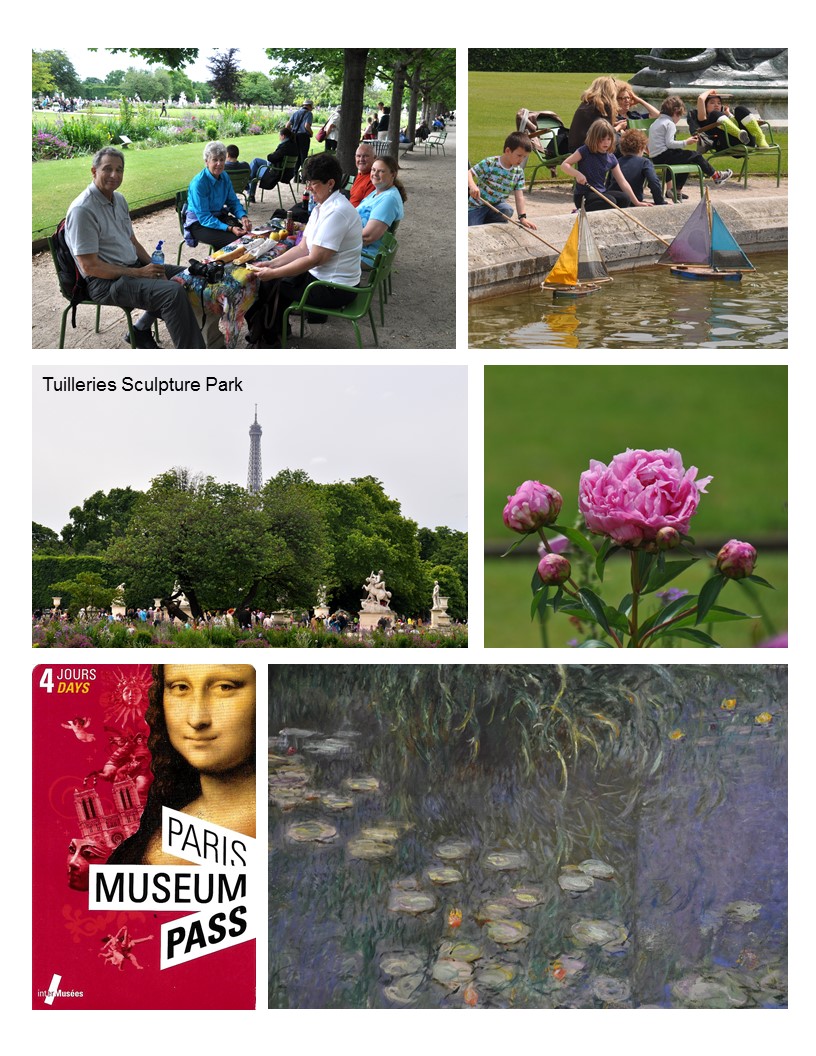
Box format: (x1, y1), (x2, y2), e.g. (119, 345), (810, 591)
(269, 665), (787, 1009)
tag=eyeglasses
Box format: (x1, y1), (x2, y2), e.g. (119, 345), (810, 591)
(303, 179), (325, 188)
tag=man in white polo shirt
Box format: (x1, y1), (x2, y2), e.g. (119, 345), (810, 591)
(65, 147), (205, 348)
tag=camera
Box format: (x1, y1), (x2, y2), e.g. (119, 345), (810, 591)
(188, 259), (226, 284)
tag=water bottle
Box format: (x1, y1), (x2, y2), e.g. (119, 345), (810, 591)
(151, 240), (165, 265)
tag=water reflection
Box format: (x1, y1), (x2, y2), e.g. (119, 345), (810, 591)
(469, 252), (787, 349)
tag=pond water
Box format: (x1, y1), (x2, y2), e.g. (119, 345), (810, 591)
(469, 251), (787, 349)
(268, 666), (787, 1009)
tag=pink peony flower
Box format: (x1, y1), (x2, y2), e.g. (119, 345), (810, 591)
(578, 449), (712, 546)
(716, 539), (757, 580)
(537, 553), (571, 585)
(503, 480), (563, 533)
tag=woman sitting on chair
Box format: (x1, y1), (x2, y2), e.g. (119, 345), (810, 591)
(246, 153), (362, 347)
(184, 141), (251, 250)
(356, 156), (406, 268)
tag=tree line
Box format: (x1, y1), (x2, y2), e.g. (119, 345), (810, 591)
(33, 468), (467, 620)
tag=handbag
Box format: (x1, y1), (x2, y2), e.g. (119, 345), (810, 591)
(315, 127), (327, 143)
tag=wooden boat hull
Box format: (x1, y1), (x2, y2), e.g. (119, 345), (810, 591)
(670, 265), (743, 282)
(541, 282), (602, 297)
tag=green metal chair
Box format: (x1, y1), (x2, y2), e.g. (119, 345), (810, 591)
(281, 248), (389, 348)
(705, 121), (782, 189)
(525, 116), (571, 192)
(175, 189), (215, 264)
(48, 235), (158, 349)
(259, 156), (299, 208)
(626, 118), (705, 202)
(361, 231), (399, 324)
(227, 166), (252, 209)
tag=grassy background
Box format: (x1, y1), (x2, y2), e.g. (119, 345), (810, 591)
(485, 364), (787, 648)
(485, 552), (787, 648)
(468, 72), (788, 180)
(32, 134), (327, 241)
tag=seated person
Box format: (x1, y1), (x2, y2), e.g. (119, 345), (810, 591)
(356, 156), (406, 267)
(689, 89), (770, 150)
(225, 144), (250, 172)
(349, 142), (375, 207)
(185, 141), (252, 250)
(65, 147), (205, 349)
(568, 76), (620, 151)
(246, 153), (362, 348)
(648, 96), (733, 195)
(468, 132), (537, 230)
(377, 106), (391, 139)
(363, 115), (379, 140)
(613, 129), (667, 204)
(415, 120), (430, 142)
(613, 83), (659, 127)
(246, 126), (299, 202)
(561, 119), (652, 211)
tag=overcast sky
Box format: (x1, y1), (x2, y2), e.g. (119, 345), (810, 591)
(32, 366), (467, 535)
(50, 48), (295, 85)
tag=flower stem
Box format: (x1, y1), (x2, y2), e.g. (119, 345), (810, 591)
(630, 551), (640, 646)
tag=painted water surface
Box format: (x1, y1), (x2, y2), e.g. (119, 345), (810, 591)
(268, 665), (787, 1009)
(468, 251), (787, 349)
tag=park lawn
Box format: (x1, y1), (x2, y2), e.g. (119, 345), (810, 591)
(32, 134), (321, 241)
(468, 71), (788, 180)
(484, 364), (787, 543)
(484, 551), (788, 648)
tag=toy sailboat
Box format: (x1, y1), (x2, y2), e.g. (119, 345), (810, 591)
(659, 189), (755, 281)
(541, 203), (611, 296)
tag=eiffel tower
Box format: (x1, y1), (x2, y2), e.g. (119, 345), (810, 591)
(247, 406), (263, 494)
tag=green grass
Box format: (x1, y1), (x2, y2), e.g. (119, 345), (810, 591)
(485, 364), (787, 542)
(485, 552), (788, 648)
(468, 71), (788, 180)
(32, 135), (326, 241)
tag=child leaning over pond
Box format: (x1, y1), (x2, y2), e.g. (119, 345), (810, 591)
(468, 132), (538, 230)
(561, 119), (653, 211)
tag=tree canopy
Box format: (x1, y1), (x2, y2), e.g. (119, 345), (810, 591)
(33, 50), (80, 95)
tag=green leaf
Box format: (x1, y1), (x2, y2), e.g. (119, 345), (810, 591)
(530, 568), (542, 595)
(650, 627), (721, 647)
(652, 594), (698, 628)
(696, 574), (726, 624)
(501, 530), (537, 558)
(594, 538), (615, 581)
(672, 606), (758, 629)
(604, 606), (630, 634)
(643, 558), (698, 594)
(578, 587), (611, 635)
(636, 550), (656, 587)
(746, 574), (774, 589)
(550, 524), (597, 559)
(618, 593), (633, 615)
(577, 639), (614, 648)
(530, 585), (550, 621)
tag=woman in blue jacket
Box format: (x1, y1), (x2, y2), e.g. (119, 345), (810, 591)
(185, 141), (252, 250)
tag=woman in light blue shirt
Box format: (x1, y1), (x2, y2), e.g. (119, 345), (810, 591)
(356, 156), (406, 266)
(185, 141), (251, 250)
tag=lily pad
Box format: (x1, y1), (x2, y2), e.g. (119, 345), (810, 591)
(380, 952), (425, 977)
(320, 792), (355, 811)
(725, 900), (762, 923)
(361, 822), (404, 842)
(559, 872), (595, 892)
(384, 973), (424, 1006)
(303, 737), (353, 759)
(439, 941), (482, 963)
(484, 850), (530, 871)
(475, 899), (517, 923)
(571, 919), (628, 948)
(347, 837), (395, 860)
(388, 890), (437, 915)
(269, 769), (310, 789)
(432, 958), (473, 989)
(579, 859), (615, 880)
(435, 839), (474, 861)
(286, 819), (337, 843)
(427, 866), (463, 885)
(592, 975), (632, 1004)
(270, 791), (309, 811)
(476, 963), (516, 988)
(485, 919), (530, 945)
(343, 775), (381, 793)
(510, 885), (549, 907)
(670, 973), (748, 1008)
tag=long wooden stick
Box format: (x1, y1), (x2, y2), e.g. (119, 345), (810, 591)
(584, 184), (672, 246)
(478, 198), (560, 252)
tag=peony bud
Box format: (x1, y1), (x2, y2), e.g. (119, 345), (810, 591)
(716, 539), (757, 580)
(503, 480), (563, 533)
(537, 553), (571, 585)
(656, 526), (681, 550)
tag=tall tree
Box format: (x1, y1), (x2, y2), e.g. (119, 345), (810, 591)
(96, 48), (200, 69)
(34, 50), (80, 95)
(61, 486), (142, 554)
(32, 54), (56, 95)
(33, 522), (63, 553)
(207, 48), (242, 104)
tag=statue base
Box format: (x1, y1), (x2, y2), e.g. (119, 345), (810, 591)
(313, 605), (330, 619)
(271, 610), (292, 627)
(430, 608), (451, 630)
(359, 609), (394, 632)
(630, 83), (788, 120)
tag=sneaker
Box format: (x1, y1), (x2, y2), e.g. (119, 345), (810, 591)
(711, 169), (733, 186)
(124, 328), (159, 349)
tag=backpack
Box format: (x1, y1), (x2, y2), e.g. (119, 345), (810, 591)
(52, 218), (89, 329)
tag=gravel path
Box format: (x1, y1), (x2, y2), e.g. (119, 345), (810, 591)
(31, 128), (457, 350)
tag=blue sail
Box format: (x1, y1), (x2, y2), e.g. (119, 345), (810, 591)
(710, 208), (755, 271)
